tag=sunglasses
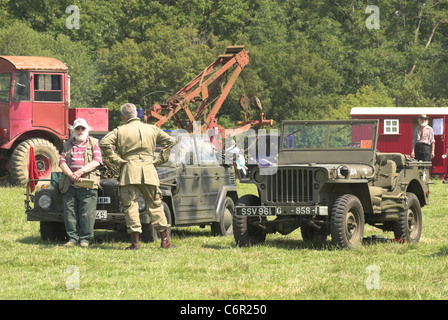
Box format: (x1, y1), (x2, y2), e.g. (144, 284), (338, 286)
(75, 126), (86, 131)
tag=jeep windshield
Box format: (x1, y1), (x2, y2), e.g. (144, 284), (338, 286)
(279, 120), (379, 165)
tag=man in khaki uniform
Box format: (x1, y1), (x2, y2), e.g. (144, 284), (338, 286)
(100, 103), (176, 249)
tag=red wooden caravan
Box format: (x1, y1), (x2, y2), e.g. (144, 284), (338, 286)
(351, 107), (448, 178)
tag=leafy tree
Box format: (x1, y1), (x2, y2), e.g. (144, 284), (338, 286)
(0, 21), (100, 109)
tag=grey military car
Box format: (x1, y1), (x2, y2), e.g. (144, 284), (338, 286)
(25, 135), (238, 242)
(234, 119), (431, 248)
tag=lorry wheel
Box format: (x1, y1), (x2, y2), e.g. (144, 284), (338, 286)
(330, 194), (365, 248)
(211, 196), (234, 236)
(10, 138), (60, 185)
(394, 192), (422, 243)
(40, 221), (67, 242)
(141, 202), (172, 242)
(233, 194), (266, 247)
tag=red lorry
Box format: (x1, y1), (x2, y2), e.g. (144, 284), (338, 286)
(1, 46), (271, 185)
(0, 56), (108, 185)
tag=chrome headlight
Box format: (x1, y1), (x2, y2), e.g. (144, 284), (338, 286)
(37, 193), (53, 209)
(138, 195), (146, 211)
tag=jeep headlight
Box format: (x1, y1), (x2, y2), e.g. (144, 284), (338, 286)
(314, 170), (327, 183)
(253, 170), (266, 183)
(138, 195), (146, 211)
(37, 193), (53, 209)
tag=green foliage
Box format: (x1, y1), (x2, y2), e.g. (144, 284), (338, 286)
(0, 21), (100, 109)
(332, 85), (396, 119)
(0, 0), (447, 126)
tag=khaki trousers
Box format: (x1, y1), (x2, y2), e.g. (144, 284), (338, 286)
(121, 184), (170, 234)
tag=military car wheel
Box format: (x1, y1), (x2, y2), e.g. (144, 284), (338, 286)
(233, 195), (266, 247)
(141, 202), (172, 242)
(330, 194), (365, 248)
(40, 221), (67, 242)
(211, 197), (234, 236)
(394, 192), (422, 243)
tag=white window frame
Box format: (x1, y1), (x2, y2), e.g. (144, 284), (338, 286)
(383, 119), (399, 134)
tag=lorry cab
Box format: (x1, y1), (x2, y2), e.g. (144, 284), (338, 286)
(0, 56), (70, 150)
(0, 56), (108, 185)
(0, 56), (71, 183)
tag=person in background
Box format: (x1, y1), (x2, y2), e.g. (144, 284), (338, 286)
(411, 114), (435, 162)
(59, 118), (102, 248)
(100, 103), (177, 250)
(442, 141), (448, 184)
(235, 149), (248, 179)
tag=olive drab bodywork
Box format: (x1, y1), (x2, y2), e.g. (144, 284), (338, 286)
(234, 119), (431, 248)
(25, 136), (238, 242)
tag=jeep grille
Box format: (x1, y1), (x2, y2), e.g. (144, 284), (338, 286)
(266, 168), (315, 204)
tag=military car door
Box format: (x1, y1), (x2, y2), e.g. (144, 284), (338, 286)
(173, 136), (216, 224)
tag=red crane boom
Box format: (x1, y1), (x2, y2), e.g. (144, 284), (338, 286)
(145, 45), (273, 135)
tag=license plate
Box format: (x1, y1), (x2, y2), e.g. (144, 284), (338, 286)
(236, 206), (276, 216)
(97, 197), (111, 204)
(235, 206), (325, 216)
(95, 210), (107, 220)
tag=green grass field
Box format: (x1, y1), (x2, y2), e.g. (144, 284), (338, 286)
(1, 180), (448, 300)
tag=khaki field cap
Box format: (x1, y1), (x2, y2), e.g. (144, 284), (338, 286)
(73, 118), (88, 129)
(419, 114), (428, 119)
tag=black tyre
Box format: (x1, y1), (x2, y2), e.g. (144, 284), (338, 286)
(40, 221), (67, 242)
(330, 194), (365, 248)
(141, 202), (172, 242)
(10, 138), (60, 185)
(301, 223), (327, 244)
(211, 196), (234, 236)
(394, 192), (422, 243)
(233, 194), (266, 247)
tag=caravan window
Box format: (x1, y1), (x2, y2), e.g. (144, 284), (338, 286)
(384, 119), (399, 134)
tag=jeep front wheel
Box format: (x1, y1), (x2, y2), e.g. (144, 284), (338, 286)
(394, 192), (422, 243)
(330, 194), (365, 248)
(233, 195), (266, 247)
(40, 221), (67, 242)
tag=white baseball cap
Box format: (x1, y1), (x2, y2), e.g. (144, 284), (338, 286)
(73, 118), (88, 129)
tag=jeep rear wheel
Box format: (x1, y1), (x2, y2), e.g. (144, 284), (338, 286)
(141, 202), (172, 242)
(211, 196), (234, 236)
(301, 223), (327, 244)
(330, 194), (364, 248)
(233, 195), (266, 247)
(394, 192), (422, 243)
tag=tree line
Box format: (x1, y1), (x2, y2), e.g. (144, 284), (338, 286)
(1, 0), (447, 129)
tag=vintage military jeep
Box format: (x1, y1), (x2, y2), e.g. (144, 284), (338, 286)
(25, 136), (238, 242)
(234, 119), (431, 248)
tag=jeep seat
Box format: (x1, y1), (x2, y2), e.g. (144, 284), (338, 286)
(376, 153), (406, 169)
(376, 159), (398, 189)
